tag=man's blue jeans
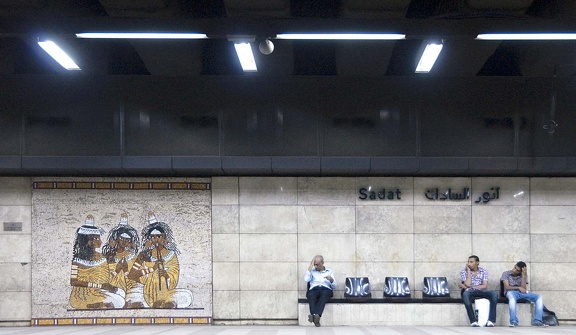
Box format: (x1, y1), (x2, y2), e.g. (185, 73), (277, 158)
(506, 290), (544, 324)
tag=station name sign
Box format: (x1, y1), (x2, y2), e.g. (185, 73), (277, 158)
(358, 187), (501, 203)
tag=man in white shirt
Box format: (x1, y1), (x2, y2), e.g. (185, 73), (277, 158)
(304, 255), (336, 327)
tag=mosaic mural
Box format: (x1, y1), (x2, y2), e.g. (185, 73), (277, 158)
(31, 178), (212, 325)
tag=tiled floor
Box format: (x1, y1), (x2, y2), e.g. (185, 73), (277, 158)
(0, 325), (574, 335)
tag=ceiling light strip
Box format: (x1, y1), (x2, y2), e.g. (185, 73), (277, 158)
(37, 41), (81, 70)
(234, 43), (257, 72)
(415, 43), (443, 73)
(275, 33), (405, 40)
(476, 33), (576, 40)
(76, 33), (208, 39)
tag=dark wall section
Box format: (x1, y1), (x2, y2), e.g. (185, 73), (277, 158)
(1, 75), (575, 176)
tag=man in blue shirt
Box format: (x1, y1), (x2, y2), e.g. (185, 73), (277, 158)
(304, 255), (336, 327)
(501, 261), (548, 327)
(458, 255), (498, 327)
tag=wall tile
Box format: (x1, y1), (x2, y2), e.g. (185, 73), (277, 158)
(298, 234), (356, 263)
(240, 262), (297, 291)
(0, 177), (32, 190)
(471, 177), (529, 206)
(356, 206), (413, 233)
(0, 235), (31, 262)
(414, 177), (471, 206)
(239, 177), (297, 205)
(213, 291), (240, 319)
(473, 234), (530, 263)
(213, 262), (239, 290)
(472, 206), (529, 234)
(0, 291), (31, 320)
(414, 234), (471, 262)
(0, 189), (31, 206)
(213, 234), (239, 262)
(0, 262), (31, 291)
(356, 234), (413, 262)
(240, 234), (297, 262)
(530, 263), (574, 291)
(212, 205), (239, 234)
(0, 206), (32, 234)
(298, 206), (355, 233)
(212, 177), (238, 205)
(531, 178), (576, 205)
(240, 291), (297, 319)
(240, 206), (297, 233)
(531, 206), (576, 234)
(298, 177), (356, 205)
(355, 177), (414, 205)
(414, 206), (471, 234)
(531, 235), (576, 263)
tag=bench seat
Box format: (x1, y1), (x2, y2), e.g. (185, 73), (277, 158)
(298, 298), (533, 326)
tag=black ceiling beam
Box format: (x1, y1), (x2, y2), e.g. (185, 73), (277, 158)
(2, 17), (576, 39)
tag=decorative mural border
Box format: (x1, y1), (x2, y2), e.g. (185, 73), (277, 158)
(31, 317), (211, 326)
(32, 181), (211, 190)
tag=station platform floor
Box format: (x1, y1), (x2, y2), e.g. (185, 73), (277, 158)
(0, 325), (575, 335)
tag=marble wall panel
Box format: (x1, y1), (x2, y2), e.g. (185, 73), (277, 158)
(531, 178), (576, 205)
(298, 234), (356, 263)
(356, 234), (413, 262)
(355, 177), (414, 205)
(0, 205), (32, 234)
(213, 290), (240, 319)
(414, 206), (471, 234)
(298, 206), (355, 233)
(239, 234), (297, 262)
(240, 262), (297, 291)
(0, 292), (31, 320)
(471, 177), (529, 206)
(0, 189), (31, 206)
(212, 205), (239, 234)
(0, 235), (31, 262)
(529, 263), (573, 291)
(240, 206), (297, 233)
(472, 234), (530, 263)
(0, 262), (31, 291)
(297, 177), (356, 205)
(472, 206), (529, 234)
(212, 177), (239, 205)
(0, 177), (32, 189)
(531, 235), (576, 263)
(530, 206), (576, 234)
(240, 291), (298, 319)
(356, 206), (413, 233)
(414, 234), (471, 263)
(213, 262), (239, 290)
(239, 177), (297, 205)
(414, 177), (471, 206)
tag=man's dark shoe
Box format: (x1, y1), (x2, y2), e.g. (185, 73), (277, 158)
(313, 314), (321, 327)
(307, 314), (313, 323)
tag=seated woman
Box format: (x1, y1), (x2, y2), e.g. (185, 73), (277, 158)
(128, 212), (193, 308)
(69, 215), (126, 309)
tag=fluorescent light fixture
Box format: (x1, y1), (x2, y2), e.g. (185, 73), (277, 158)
(37, 40), (80, 70)
(275, 33), (405, 40)
(234, 43), (257, 72)
(415, 43), (443, 73)
(477, 33), (576, 40)
(76, 32), (208, 39)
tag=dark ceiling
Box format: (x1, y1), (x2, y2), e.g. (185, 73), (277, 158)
(1, 0), (576, 77)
